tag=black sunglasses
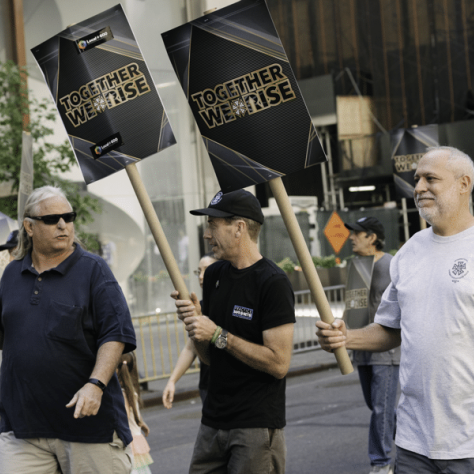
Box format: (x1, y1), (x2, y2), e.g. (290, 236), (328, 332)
(28, 212), (77, 225)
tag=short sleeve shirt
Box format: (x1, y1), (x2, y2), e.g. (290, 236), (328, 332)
(201, 257), (295, 430)
(375, 226), (474, 459)
(0, 245), (136, 444)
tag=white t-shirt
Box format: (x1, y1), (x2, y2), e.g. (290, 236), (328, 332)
(375, 225), (474, 459)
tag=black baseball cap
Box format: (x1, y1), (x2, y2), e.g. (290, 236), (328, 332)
(0, 230), (19, 251)
(190, 190), (264, 225)
(344, 217), (385, 240)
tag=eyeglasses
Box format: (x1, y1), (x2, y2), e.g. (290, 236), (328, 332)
(193, 269), (201, 277)
(28, 212), (77, 225)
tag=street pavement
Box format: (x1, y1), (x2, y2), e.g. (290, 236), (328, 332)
(141, 347), (338, 407)
(139, 350), (398, 474)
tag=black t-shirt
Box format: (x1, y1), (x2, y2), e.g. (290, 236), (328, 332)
(201, 257), (295, 430)
(198, 361), (210, 390)
(198, 298), (210, 391)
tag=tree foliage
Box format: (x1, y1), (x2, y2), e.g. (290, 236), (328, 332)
(0, 60), (101, 251)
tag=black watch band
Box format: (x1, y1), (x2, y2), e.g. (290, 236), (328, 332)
(88, 378), (106, 391)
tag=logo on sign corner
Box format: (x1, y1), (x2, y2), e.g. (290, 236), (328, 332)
(90, 132), (123, 159)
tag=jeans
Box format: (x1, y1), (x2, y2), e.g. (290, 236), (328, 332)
(395, 447), (474, 474)
(358, 364), (399, 467)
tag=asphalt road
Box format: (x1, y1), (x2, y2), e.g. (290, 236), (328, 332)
(140, 368), (397, 474)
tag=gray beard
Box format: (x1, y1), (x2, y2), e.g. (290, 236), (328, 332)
(417, 205), (438, 226)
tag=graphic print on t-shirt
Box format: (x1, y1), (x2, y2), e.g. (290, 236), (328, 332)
(449, 258), (469, 282)
(232, 305), (254, 320)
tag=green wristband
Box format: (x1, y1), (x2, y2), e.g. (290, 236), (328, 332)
(210, 326), (222, 344)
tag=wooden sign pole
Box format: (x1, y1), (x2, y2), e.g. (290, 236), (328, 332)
(269, 177), (353, 375)
(126, 163), (190, 301)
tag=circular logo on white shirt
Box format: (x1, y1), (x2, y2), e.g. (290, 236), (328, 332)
(449, 258), (469, 280)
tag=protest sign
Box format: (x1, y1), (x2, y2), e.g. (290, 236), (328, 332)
(391, 125), (439, 198)
(31, 4), (176, 185)
(31, 5), (190, 300)
(344, 256), (374, 329)
(162, 0), (326, 193)
(163, 1), (352, 374)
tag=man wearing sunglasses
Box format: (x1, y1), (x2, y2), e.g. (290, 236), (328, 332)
(0, 186), (136, 474)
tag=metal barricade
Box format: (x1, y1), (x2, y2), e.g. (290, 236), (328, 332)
(132, 311), (200, 383)
(293, 285), (345, 353)
(132, 284), (346, 383)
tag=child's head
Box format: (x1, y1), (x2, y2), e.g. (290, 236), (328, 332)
(117, 351), (141, 404)
(118, 352), (140, 391)
(197, 252), (218, 289)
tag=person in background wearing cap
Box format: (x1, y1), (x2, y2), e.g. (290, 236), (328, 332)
(171, 189), (295, 474)
(0, 230), (19, 262)
(317, 147), (474, 474)
(344, 217), (399, 474)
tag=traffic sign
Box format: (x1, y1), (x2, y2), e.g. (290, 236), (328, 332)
(324, 211), (350, 254)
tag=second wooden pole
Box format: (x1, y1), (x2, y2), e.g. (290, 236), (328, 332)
(269, 177), (353, 375)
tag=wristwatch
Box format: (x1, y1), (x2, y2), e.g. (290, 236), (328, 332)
(215, 329), (228, 349)
(88, 378), (106, 391)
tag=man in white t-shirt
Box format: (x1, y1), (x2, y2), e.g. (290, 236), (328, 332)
(317, 146), (474, 474)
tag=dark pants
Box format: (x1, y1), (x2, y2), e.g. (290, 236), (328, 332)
(358, 365), (399, 467)
(395, 447), (474, 474)
(189, 423), (286, 474)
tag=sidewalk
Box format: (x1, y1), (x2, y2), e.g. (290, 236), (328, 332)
(142, 348), (339, 408)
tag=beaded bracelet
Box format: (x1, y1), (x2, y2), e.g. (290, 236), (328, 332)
(210, 326), (222, 344)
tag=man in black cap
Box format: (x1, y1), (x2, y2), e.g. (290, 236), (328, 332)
(172, 189), (295, 474)
(342, 217), (399, 474)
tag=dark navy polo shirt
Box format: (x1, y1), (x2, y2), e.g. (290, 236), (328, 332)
(0, 244), (136, 444)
